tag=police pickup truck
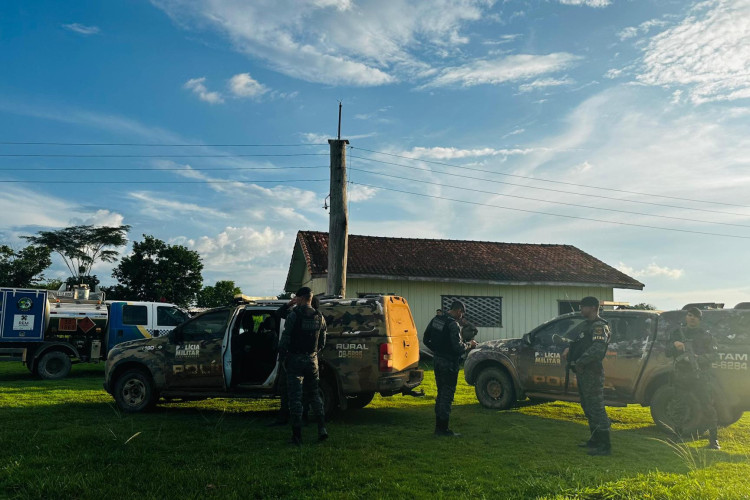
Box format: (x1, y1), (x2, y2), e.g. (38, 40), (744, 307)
(465, 308), (750, 434)
(104, 295), (424, 415)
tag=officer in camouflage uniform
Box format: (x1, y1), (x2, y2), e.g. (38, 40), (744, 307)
(564, 296), (612, 456)
(666, 307), (720, 449)
(278, 287), (327, 445)
(423, 301), (477, 437)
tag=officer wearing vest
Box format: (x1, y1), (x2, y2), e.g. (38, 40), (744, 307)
(666, 307), (720, 449)
(423, 300), (477, 437)
(278, 287), (327, 446)
(564, 296), (612, 456)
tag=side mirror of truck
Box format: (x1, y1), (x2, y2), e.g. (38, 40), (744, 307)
(522, 333), (531, 345)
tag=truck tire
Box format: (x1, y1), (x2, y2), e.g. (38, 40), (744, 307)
(114, 369), (157, 413)
(36, 351), (72, 380)
(718, 404), (744, 428)
(650, 385), (704, 436)
(318, 377), (338, 417)
(475, 367), (515, 410)
(346, 392), (375, 410)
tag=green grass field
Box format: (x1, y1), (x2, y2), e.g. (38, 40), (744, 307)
(1, 361), (749, 499)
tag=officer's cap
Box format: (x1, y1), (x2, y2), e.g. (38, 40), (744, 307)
(450, 300), (466, 312)
(295, 286), (313, 298)
(580, 296), (600, 308)
(687, 306), (702, 318)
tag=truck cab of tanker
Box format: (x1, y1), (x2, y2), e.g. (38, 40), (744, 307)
(0, 286), (188, 380)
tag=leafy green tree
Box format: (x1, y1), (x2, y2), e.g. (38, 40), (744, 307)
(111, 235), (203, 307)
(196, 280), (242, 308)
(631, 303), (657, 310)
(277, 291), (293, 300)
(23, 225), (130, 283)
(0, 244), (52, 287)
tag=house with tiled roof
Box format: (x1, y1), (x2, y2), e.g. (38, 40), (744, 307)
(284, 231), (644, 341)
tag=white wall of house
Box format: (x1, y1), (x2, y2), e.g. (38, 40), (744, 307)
(300, 269), (614, 341)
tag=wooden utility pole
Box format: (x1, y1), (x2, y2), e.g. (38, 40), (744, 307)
(327, 134), (349, 297)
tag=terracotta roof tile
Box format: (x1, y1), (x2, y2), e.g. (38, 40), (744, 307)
(295, 231), (644, 289)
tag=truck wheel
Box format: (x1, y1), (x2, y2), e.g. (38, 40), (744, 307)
(718, 405), (744, 428)
(475, 367), (515, 410)
(650, 385), (704, 436)
(36, 351), (72, 380)
(318, 377), (338, 417)
(114, 369), (157, 413)
(346, 392), (375, 410)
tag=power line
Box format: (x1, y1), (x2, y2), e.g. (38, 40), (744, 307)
(0, 142), (328, 147)
(0, 165), (329, 171)
(0, 179), (328, 184)
(349, 154), (749, 218)
(350, 146), (750, 209)
(348, 167), (750, 229)
(349, 181), (750, 240)
(0, 153), (328, 158)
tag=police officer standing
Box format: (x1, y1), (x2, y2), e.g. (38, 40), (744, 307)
(423, 300), (477, 437)
(278, 287), (328, 446)
(666, 307), (720, 449)
(564, 296), (612, 456)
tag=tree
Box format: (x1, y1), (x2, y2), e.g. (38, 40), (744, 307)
(111, 235), (203, 307)
(23, 225), (130, 283)
(631, 303), (657, 310)
(0, 244), (52, 287)
(196, 280), (242, 308)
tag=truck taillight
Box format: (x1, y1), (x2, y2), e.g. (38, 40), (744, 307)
(379, 343), (393, 372)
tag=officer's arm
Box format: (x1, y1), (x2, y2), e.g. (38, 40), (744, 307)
(279, 311), (296, 354)
(697, 334), (719, 369)
(276, 302), (294, 320)
(447, 321), (470, 357)
(665, 328), (685, 358)
(574, 325), (608, 367)
(317, 316), (327, 352)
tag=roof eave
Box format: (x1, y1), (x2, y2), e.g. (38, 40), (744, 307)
(310, 272), (644, 290)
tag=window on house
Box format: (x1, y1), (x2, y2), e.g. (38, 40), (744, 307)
(558, 301), (582, 315)
(441, 295), (502, 327)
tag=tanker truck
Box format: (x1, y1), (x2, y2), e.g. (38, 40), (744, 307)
(0, 286), (188, 379)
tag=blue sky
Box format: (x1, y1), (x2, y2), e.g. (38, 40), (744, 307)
(1, 0), (749, 310)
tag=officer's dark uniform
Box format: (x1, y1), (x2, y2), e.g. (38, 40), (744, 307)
(279, 300), (327, 445)
(568, 306), (611, 455)
(424, 304), (472, 437)
(666, 309), (720, 449)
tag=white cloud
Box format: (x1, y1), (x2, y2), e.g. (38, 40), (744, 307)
(0, 187), (81, 228)
(421, 53), (582, 89)
(557, 0), (611, 6)
(62, 23), (101, 35)
(228, 72), (269, 98)
(301, 132), (329, 144)
(151, 0), (498, 86)
(183, 77), (224, 104)
(348, 184), (378, 202)
(181, 226), (288, 269)
(129, 191), (228, 219)
(637, 0), (750, 104)
(604, 68), (623, 79)
(617, 19), (668, 41)
(72, 210), (125, 227)
(403, 146), (535, 160)
(518, 77), (574, 92)
(617, 262), (685, 280)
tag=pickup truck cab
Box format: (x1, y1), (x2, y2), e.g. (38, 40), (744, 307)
(465, 308), (750, 434)
(104, 295), (424, 415)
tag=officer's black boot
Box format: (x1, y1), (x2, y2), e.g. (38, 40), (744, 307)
(434, 418), (461, 437)
(290, 425), (302, 446)
(588, 430), (611, 456)
(578, 425), (597, 448)
(706, 429), (720, 450)
(577, 435), (597, 448)
(317, 416), (328, 442)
